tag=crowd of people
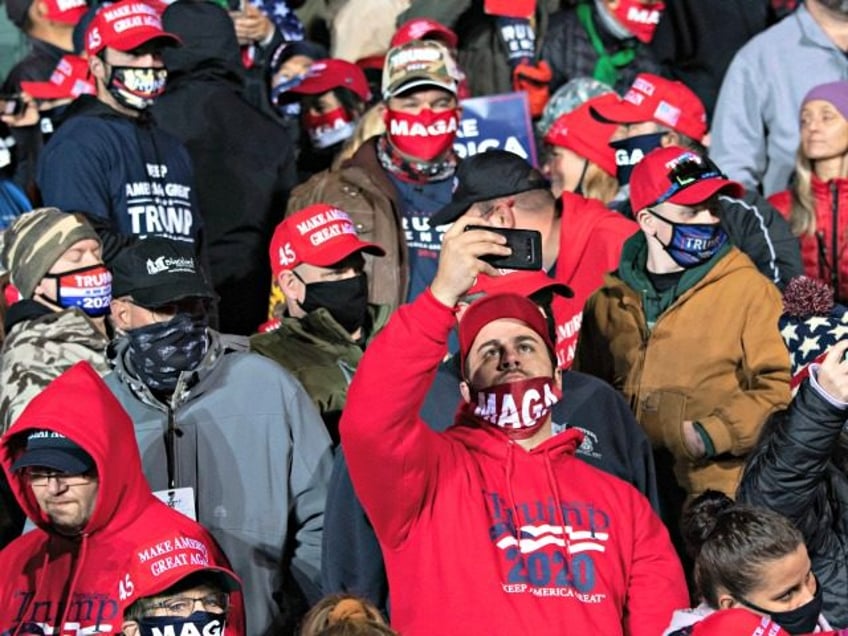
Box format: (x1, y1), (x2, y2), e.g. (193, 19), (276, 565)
(3, 0), (848, 634)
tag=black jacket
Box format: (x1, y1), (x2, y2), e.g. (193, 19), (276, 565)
(323, 365), (660, 615)
(153, 1), (296, 335)
(737, 380), (848, 628)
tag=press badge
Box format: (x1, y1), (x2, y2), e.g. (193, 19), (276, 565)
(153, 487), (196, 521)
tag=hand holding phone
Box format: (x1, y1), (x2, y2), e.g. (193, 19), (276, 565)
(463, 225), (542, 271)
(0, 94), (26, 118)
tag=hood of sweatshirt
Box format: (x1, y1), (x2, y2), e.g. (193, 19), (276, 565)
(1, 361), (153, 536)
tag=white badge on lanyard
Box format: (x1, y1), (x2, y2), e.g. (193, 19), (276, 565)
(153, 486), (197, 521)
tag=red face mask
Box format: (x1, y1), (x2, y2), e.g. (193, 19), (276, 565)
(303, 107), (356, 149)
(384, 107), (459, 161)
(612, 0), (664, 43)
(463, 376), (562, 440)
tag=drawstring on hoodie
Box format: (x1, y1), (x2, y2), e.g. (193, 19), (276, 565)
(503, 442), (574, 587)
(55, 535), (89, 632)
(165, 407), (183, 489)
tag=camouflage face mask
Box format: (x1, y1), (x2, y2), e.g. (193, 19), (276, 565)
(127, 312), (208, 392)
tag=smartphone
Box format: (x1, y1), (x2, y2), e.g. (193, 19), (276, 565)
(464, 225), (543, 271)
(0, 94), (26, 117)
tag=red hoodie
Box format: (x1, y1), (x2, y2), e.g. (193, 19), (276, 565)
(550, 192), (638, 368)
(341, 289), (687, 636)
(0, 362), (244, 635)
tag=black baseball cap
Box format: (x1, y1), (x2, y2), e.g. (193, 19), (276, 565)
(12, 430), (95, 474)
(110, 237), (216, 309)
(429, 150), (549, 227)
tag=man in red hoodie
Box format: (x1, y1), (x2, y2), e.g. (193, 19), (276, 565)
(0, 362), (244, 635)
(341, 220), (687, 635)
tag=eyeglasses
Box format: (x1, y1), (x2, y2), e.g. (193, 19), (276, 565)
(145, 592), (229, 617)
(23, 469), (95, 487)
(653, 155), (726, 206)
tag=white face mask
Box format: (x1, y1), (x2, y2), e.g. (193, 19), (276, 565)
(593, 0), (633, 40)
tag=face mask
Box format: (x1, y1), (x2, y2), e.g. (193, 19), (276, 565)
(385, 107), (459, 161)
(609, 132), (665, 186)
(609, 0), (664, 43)
(740, 581), (823, 635)
(298, 273), (369, 334)
(303, 107), (356, 149)
(138, 611), (226, 636)
(127, 312), (209, 392)
(463, 376), (562, 440)
(38, 104), (69, 141)
(649, 208), (728, 268)
(40, 264), (112, 317)
(106, 65), (167, 111)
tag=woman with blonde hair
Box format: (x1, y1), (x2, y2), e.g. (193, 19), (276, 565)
(542, 92), (620, 203)
(769, 80), (848, 303)
(299, 594), (395, 636)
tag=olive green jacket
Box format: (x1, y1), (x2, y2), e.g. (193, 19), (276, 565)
(250, 304), (391, 444)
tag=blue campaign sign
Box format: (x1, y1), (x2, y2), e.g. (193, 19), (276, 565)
(454, 91), (538, 166)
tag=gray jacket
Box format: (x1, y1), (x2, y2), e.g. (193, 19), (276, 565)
(105, 329), (333, 635)
(711, 5), (848, 196)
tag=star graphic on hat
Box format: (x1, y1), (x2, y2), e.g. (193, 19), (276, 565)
(780, 322), (799, 343)
(805, 316), (834, 333)
(798, 335), (822, 359)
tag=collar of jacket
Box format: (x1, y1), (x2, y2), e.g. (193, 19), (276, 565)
(616, 231), (731, 324)
(286, 303), (390, 346)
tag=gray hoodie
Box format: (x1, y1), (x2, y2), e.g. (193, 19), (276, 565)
(105, 329), (333, 634)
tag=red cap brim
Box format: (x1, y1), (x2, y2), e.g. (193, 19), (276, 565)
(20, 81), (69, 100)
(103, 30), (181, 54)
(589, 100), (644, 125)
(307, 239), (386, 268)
(668, 179), (745, 206)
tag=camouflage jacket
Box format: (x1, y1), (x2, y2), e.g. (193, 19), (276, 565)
(0, 301), (109, 433)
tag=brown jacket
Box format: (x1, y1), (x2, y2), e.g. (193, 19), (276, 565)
(287, 138), (408, 311)
(575, 248), (791, 498)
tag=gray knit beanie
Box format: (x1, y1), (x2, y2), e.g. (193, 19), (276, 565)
(2, 208), (100, 299)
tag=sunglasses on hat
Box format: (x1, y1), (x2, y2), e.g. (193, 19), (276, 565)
(654, 155), (726, 206)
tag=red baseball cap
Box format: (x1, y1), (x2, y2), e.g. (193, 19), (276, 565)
(689, 609), (789, 636)
(544, 93), (619, 176)
(391, 18), (458, 50)
(269, 203), (386, 277)
(630, 146), (744, 213)
(590, 73), (707, 142)
(85, 0), (181, 57)
(119, 530), (241, 614)
(459, 292), (555, 370)
(21, 55), (95, 100)
(464, 271), (573, 302)
(288, 58), (372, 103)
(43, 0), (87, 25)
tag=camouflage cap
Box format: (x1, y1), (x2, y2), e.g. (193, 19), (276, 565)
(2, 208), (99, 299)
(381, 40), (458, 100)
(536, 76), (614, 138)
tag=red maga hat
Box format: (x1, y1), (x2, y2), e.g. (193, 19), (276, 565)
(288, 58), (372, 102)
(391, 18), (458, 50)
(85, 0), (181, 57)
(545, 93), (619, 176)
(21, 55), (95, 100)
(269, 203), (385, 277)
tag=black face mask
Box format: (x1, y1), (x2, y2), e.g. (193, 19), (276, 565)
(298, 273), (369, 334)
(739, 579), (823, 634)
(127, 312), (209, 392)
(609, 132), (666, 186)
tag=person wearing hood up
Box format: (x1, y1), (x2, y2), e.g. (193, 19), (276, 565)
(340, 215), (687, 635)
(151, 0), (297, 336)
(35, 0), (204, 264)
(0, 361), (245, 635)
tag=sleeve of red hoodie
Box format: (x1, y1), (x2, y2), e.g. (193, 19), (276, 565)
(340, 289), (457, 550)
(622, 489), (689, 636)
